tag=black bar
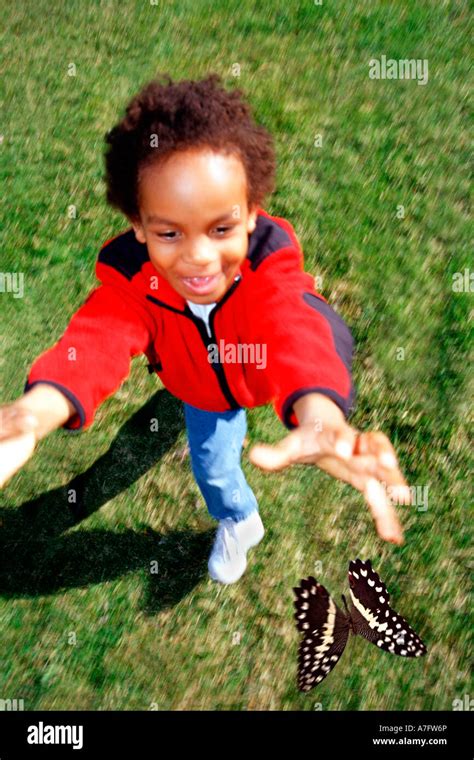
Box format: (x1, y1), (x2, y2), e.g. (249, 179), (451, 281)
(0, 710), (469, 757)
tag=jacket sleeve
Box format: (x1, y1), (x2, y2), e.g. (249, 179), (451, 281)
(24, 280), (156, 432)
(250, 245), (357, 430)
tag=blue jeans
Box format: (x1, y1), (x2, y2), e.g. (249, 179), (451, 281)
(183, 402), (259, 523)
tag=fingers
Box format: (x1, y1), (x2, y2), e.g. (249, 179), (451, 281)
(316, 456), (405, 545)
(248, 434), (302, 471)
(249, 424), (360, 472)
(364, 478), (404, 545)
(0, 407), (39, 441)
(354, 431), (412, 504)
(0, 431), (37, 488)
(249, 422), (360, 471)
(315, 430), (411, 505)
(331, 428), (359, 460)
(0, 404), (39, 489)
(250, 425), (409, 546)
(328, 449), (411, 503)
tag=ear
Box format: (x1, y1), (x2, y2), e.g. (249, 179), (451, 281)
(130, 216), (146, 244)
(247, 204), (258, 234)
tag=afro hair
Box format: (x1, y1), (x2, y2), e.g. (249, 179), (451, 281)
(104, 72), (277, 220)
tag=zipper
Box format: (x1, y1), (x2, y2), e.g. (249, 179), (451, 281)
(146, 275), (242, 409)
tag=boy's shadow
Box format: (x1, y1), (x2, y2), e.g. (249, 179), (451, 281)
(0, 390), (213, 614)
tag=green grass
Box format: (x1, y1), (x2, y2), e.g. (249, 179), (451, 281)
(0, 0), (471, 710)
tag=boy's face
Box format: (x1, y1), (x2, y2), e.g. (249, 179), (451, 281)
(131, 148), (258, 303)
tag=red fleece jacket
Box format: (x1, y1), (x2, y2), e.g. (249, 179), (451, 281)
(25, 207), (357, 431)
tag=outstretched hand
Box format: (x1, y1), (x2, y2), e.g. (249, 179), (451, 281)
(248, 419), (412, 545)
(0, 406), (38, 488)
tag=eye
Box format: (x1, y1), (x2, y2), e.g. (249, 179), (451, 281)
(155, 225), (234, 240)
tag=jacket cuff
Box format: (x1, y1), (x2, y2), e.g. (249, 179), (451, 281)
(23, 379), (87, 432)
(278, 385), (357, 430)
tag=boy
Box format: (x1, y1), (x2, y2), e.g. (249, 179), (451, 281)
(0, 73), (411, 584)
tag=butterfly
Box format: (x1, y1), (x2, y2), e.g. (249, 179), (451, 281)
(293, 559), (427, 692)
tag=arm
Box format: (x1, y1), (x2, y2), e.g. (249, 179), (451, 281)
(293, 391), (346, 427)
(0, 384), (76, 487)
(15, 383), (76, 440)
(251, 389), (411, 545)
(247, 245), (356, 430)
(1, 281), (155, 487)
(24, 282), (156, 431)
(247, 247), (410, 544)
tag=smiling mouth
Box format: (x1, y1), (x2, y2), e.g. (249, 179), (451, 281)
(181, 272), (222, 294)
(182, 274), (220, 284)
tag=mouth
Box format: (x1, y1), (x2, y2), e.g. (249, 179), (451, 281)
(181, 272), (222, 295)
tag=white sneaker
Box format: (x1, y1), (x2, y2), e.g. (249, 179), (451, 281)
(208, 511), (265, 584)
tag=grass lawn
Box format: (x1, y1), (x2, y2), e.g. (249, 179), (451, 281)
(0, 0), (471, 710)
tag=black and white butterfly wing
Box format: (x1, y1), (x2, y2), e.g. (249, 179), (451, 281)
(293, 576), (350, 691)
(347, 559), (427, 657)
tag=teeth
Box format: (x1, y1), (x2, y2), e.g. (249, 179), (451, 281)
(185, 275), (215, 283)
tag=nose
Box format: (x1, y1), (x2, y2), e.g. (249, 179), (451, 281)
(182, 236), (219, 267)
